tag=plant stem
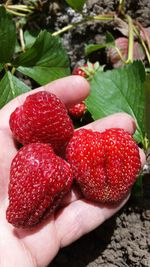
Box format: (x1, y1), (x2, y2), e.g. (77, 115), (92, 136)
(11, 67), (16, 75)
(6, 9), (27, 16)
(88, 14), (115, 21)
(115, 47), (126, 63)
(19, 28), (25, 52)
(6, 5), (34, 11)
(126, 15), (134, 63)
(134, 20), (150, 52)
(118, 0), (125, 14)
(6, 6), (33, 15)
(5, 0), (12, 6)
(52, 14), (115, 36)
(133, 25), (150, 65)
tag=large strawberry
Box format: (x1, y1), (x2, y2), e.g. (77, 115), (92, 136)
(6, 143), (73, 228)
(66, 128), (141, 204)
(9, 91), (74, 154)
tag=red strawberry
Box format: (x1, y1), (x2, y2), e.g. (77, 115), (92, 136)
(9, 91), (74, 154)
(68, 102), (87, 119)
(70, 62), (100, 119)
(68, 64), (88, 119)
(6, 143), (73, 228)
(66, 128), (141, 204)
(72, 66), (87, 77)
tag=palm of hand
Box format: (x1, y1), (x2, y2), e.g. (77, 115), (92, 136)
(0, 77), (145, 267)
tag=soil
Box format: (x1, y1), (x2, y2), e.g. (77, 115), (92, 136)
(49, 171), (150, 266)
(13, 0), (150, 266)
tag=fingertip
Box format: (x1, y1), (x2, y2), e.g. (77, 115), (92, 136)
(0, 76), (90, 127)
(83, 112), (136, 135)
(25, 75), (90, 107)
(139, 148), (146, 168)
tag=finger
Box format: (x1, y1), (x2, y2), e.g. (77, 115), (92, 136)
(17, 75), (89, 107)
(0, 76), (89, 129)
(139, 148), (146, 168)
(55, 195), (130, 248)
(0, 129), (17, 200)
(60, 185), (82, 206)
(83, 112), (136, 135)
(0, 202), (59, 267)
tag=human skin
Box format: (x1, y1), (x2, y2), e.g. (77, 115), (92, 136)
(0, 76), (145, 267)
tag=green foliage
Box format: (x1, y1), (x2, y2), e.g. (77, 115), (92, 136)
(24, 30), (37, 49)
(0, 6), (70, 108)
(144, 74), (150, 141)
(0, 6), (16, 63)
(0, 64), (3, 72)
(85, 61), (146, 145)
(0, 0), (148, 200)
(65, 0), (86, 11)
(13, 30), (70, 85)
(85, 32), (115, 56)
(0, 72), (30, 108)
(85, 44), (108, 56)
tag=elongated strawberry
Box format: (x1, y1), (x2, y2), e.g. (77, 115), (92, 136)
(9, 91), (74, 154)
(6, 143), (73, 228)
(66, 128), (141, 204)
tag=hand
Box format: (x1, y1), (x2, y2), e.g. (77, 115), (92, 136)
(0, 76), (145, 267)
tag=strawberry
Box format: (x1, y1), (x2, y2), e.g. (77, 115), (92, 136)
(9, 91), (74, 154)
(72, 66), (87, 77)
(66, 128), (141, 204)
(70, 62), (102, 119)
(68, 64), (88, 120)
(6, 143), (73, 228)
(68, 102), (87, 119)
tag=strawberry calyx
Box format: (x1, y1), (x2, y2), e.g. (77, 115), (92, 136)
(73, 61), (104, 80)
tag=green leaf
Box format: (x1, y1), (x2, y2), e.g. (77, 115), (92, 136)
(0, 71), (30, 108)
(144, 74), (150, 140)
(105, 31), (115, 43)
(0, 64), (3, 72)
(24, 30), (37, 49)
(13, 30), (70, 85)
(0, 6), (16, 63)
(17, 66), (70, 85)
(85, 33), (115, 56)
(15, 40), (22, 54)
(85, 61), (145, 144)
(85, 44), (107, 56)
(65, 0), (86, 11)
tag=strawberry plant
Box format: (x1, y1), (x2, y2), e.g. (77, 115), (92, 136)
(63, 1), (150, 150)
(0, 0), (150, 198)
(0, 5), (70, 106)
